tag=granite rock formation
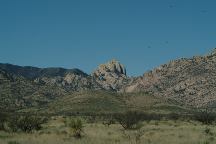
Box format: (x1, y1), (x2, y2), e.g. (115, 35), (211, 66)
(92, 59), (128, 90)
(124, 48), (216, 107)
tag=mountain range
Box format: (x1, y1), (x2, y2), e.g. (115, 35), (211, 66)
(1, 48), (216, 114)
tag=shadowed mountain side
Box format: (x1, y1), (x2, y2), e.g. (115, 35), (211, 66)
(0, 63), (88, 79)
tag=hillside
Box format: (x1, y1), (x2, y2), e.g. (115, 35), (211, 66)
(0, 68), (68, 111)
(0, 63), (102, 92)
(19, 90), (187, 115)
(124, 48), (216, 107)
(1, 48), (216, 114)
(0, 60), (132, 113)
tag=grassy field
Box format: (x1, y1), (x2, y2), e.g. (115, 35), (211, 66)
(0, 91), (212, 144)
(18, 91), (189, 115)
(0, 117), (215, 144)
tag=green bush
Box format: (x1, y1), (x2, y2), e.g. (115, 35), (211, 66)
(102, 119), (115, 127)
(193, 108), (216, 125)
(102, 115), (116, 127)
(115, 111), (142, 130)
(0, 114), (5, 130)
(0, 112), (9, 130)
(7, 115), (47, 133)
(65, 118), (84, 138)
(83, 115), (97, 123)
(204, 127), (211, 135)
(8, 141), (20, 144)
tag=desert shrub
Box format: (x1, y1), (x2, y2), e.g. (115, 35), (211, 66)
(65, 118), (84, 138)
(193, 108), (216, 125)
(204, 127), (211, 135)
(84, 115), (97, 123)
(204, 127), (214, 136)
(166, 113), (180, 121)
(202, 141), (210, 144)
(141, 113), (163, 122)
(122, 128), (144, 144)
(115, 111), (142, 130)
(102, 119), (115, 127)
(102, 114), (116, 127)
(8, 141), (20, 144)
(7, 115), (47, 133)
(0, 112), (8, 130)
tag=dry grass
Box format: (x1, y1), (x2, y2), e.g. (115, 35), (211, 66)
(0, 117), (215, 144)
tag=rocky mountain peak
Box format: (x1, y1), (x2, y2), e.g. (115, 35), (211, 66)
(92, 59), (128, 90)
(209, 48), (216, 56)
(98, 59), (126, 76)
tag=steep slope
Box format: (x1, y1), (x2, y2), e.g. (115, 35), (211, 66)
(124, 48), (216, 107)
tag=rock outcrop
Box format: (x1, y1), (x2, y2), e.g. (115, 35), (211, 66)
(124, 48), (216, 107)
(92, 59), (128, 90)
(34, 72), (102, 91)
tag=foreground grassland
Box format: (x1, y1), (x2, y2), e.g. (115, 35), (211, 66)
(0, 118), (215, 144)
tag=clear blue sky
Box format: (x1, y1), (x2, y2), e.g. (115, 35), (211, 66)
(0, 0), (215, 76)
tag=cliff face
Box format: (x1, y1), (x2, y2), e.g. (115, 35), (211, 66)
(124, 48), (216, 107)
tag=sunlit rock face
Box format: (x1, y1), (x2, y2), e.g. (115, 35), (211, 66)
(92, 59), (128, 90)
(123, 48), (216, 107)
